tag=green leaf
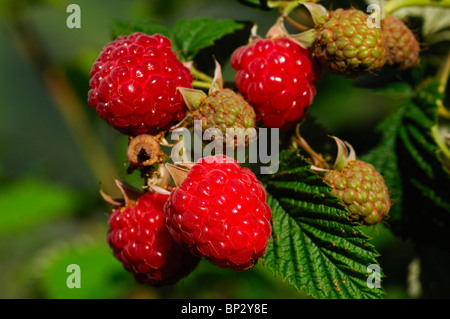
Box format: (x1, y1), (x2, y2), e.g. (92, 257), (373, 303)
(395, 101), (450, 250)
(110, 19), (172, 40)
(0, 178), (83, 235)
(362, 77), (450, 250)
(172, 18), (244, 61)
(109, 18), (244, 62)
(361, 105), (407, 228)
(374, 82), (414, 100)
(260, 151), (384, 299)
(29, 237), (133, 299)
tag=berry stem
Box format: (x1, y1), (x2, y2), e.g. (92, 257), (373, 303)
(437, 100), (450, 119)
(278, 1), (303, 16)
(189, 65), (214, 84)
(384, 0), (450, 14)
(293, 123), (329, 168)
(280, 11), (309, 32)
(267, 0), (319, 12)
(430, 50), (450, 159)
(192, 80), (214, 90)
(292, 136), (328, 168)
(437, 50), (450, 95)
(436, 50), (450, 119)
(431, 125), (450, 159)
(275, 0), (318, 32)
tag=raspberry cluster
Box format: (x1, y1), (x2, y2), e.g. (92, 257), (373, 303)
(106, 155), (272, 286)
(87, 32), (277, 286)
(88, 2), (404, 285)
(89, 29), (320, 134)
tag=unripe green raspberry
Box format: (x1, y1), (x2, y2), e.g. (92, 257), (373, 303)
(314, 8), (386, 76)
(324, 160), (391, 225)
(196, 88), (256, 134)
(382, 15), (420, 69)
(179, 62), (257, 148)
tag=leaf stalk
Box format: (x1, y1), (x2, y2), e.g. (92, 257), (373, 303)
(384, 0), (450, 14)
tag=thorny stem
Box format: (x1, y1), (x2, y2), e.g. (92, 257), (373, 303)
(384, 0), (450, 14)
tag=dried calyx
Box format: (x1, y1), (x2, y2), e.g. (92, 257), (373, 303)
(126, 134), (164, 167)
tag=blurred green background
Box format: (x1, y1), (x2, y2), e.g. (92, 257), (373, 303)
(0, 0), (416, 299)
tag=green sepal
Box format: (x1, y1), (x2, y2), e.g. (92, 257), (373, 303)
(178, 87), (207, 111)
(302, 2), (329, 26)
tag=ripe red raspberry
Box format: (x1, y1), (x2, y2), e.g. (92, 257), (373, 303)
(163, 155), (272, 271)
(231, 37), (318, 129)
(88, 32), (193, 136)
(107, 192), (199, 286)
